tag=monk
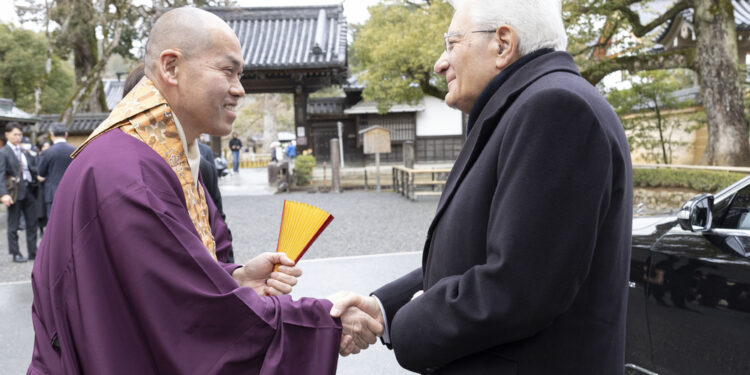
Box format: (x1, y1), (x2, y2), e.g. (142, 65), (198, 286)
(27, 8), (374, 374)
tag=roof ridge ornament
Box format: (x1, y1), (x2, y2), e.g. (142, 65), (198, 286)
(311, 9), (327, 55)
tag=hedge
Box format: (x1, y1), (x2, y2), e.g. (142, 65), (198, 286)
(633, 168), (748, 193)
(294, 155), (316, 186)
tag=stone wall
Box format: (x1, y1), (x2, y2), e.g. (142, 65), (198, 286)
(633, 187), (699, 215)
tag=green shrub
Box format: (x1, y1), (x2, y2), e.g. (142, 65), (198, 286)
(633, 168), (747, 193)
(294, 155), (316, 186)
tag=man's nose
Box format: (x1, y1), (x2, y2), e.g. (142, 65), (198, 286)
(434, 52), (449, 75)
(230, 76), (245, 98)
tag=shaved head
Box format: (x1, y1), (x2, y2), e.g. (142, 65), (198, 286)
(141, 6), (245, 142)
(145, 7), (237, 76)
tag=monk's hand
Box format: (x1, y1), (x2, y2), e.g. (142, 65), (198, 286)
(232, 252), (302, 297)
(328, 291), (384, 356)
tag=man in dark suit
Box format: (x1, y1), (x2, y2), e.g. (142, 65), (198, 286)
(198, 141), (234, 263)
(37, 122), (75, 217)
(0, 122), (40, 262)
(330, 0), (633, 373)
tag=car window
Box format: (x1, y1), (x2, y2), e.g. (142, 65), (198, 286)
(719, 185), (750, 229)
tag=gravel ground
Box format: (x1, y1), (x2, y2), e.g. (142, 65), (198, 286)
(0, 191), (439, 283)
(225, 191), (438, 262)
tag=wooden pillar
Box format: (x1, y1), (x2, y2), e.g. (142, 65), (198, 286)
(294, 84), (309, 154)
(330, 138), (341, 193)
(403, 140), (415, 168)
(375, 152), (381, 193)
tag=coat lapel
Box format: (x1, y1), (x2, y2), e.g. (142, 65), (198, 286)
(422, 52), (582, 266)
(4, 145), (18, 175)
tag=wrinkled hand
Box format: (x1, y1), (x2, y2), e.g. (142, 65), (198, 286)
(328, 291), (384, 356)
(232, 252), (302, 296)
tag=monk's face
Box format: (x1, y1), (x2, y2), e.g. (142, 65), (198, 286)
(175, 27), (245, 137)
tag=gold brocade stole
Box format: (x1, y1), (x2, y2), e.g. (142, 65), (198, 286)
(119, 108), (217, 261)
(73, 77), (217, 261)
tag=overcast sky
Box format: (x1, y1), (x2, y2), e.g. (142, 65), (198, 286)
(0, 0), (381, 28)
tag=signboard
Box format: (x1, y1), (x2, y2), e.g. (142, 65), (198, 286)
(359, 126), (391, 154)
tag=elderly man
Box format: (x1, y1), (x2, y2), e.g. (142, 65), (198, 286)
(332, 0), (633, 374)
(28, 8), (361, 374)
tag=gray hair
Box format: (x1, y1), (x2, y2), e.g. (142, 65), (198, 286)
(462, 0), (567, 56)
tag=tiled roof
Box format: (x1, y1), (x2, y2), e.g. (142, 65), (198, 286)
(344, 100), (425, 115)
(104, 80), (124, 110)
(207, 5), (347, 70)
(38, 113), (108, 135)
(308, 97), (347, 115)
(0, 98), (37, 122)
(656, 0), (750, 43)
(739, 0), (750, 27)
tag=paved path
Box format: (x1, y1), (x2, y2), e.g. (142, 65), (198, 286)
(0, 167), (438, 374)
(0, 252), (423, 374)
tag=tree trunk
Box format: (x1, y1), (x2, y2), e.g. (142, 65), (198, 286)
(654, 99), (669, 164)
(262, 94), (279, 154)
(33, 0), (53, 117)
(71, 23), (107, 113)
(694, 0), (750, 166)
(59, 0), (127, 125)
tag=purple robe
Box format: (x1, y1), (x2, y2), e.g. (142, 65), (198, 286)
(28, 129), (341, 374)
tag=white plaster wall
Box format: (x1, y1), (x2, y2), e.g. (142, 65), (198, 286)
(416, 96), (463, 136)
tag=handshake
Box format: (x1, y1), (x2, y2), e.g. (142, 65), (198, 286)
(327, 292), (384, 356)
(237, 253), (424, 356)
(234, 253), (387, 355)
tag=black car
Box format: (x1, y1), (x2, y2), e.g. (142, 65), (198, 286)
(626, 176), (750, 375)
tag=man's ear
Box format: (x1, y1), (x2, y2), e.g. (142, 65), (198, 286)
(158, 49), (182, 87)
(494, 25), (519, 70)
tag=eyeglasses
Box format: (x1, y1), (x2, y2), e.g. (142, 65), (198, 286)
(443, 29), (497, 53)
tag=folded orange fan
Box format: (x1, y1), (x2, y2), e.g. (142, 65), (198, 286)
(275, 200), (334, 267)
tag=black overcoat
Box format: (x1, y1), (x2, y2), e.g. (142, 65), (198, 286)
(37, 141), (75, 206)
(373, 52), (633, 374)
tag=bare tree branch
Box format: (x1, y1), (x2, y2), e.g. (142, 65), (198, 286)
(617, 0), (691, 37)
(581, 48), (696, 84)
(419, 78), (447, 99)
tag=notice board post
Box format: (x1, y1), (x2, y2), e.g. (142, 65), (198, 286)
(359, 126), (391, 192)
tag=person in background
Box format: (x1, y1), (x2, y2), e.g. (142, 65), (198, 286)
(0, 122), (39, 263)
(122, 61), (145, 96)
(198, 140), (234, 263)
(285, 140), (296, 160)
(37, 122), (75, 218)
(269, 141), (278, 162)
(229, 131), (242, 173)
(34, 138), (52, 236)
